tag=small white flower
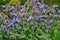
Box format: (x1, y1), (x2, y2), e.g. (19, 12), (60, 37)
(16, 18), (20, 22)
(53, 5), (58, 8)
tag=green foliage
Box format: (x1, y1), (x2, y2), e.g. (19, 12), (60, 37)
(9, 0), (20, 4)
(44, 0), (60, 5)
(0, 0), (10, 5)
(0, 18), (3, 26)
(55, 31), (60, 40)
(20, 0), (27, 5)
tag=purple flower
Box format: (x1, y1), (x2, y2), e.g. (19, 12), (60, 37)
(35, 15), (44, 22)
(40, 3), (45, 9)
(58, 10), (60, 15)
(46, 19), (54, 25)
(10, 12), (17, 16)
(33, 0), (39, 4)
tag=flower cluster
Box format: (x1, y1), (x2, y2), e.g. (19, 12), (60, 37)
(0, 0), (60, 40)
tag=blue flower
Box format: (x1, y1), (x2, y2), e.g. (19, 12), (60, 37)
(11, 18), (17, 24)
(35, 15), (44, 22)
(46, 19), (54, 25)
(1, 5), (6, 9)
(7, 18), (18, 29)
(2, 6), (6, 9)
(10, 12), (17, 16)
(58, 10), (60, 15)
(7, 23), (14, 29)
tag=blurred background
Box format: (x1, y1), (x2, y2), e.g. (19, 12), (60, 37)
(0, 0), (60, 5)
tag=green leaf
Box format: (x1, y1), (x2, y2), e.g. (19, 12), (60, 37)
(55, 31), (60, 40)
